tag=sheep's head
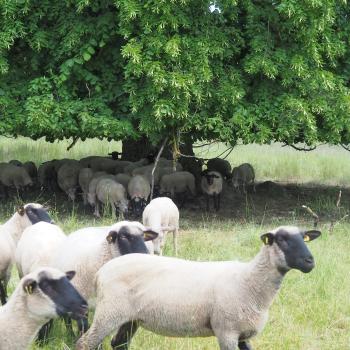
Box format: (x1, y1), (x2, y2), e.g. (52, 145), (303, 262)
(106, 221), (158, 256)
(261, 226), (321, 274)
(114, 199), (129, 218)
(129, 197), (147, 218)
(22, 267), (87, 321)
(17, 203), (53, 226)
(202, 171), (220, 186)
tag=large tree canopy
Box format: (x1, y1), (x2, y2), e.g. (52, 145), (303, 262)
(0, 0), (350, 146)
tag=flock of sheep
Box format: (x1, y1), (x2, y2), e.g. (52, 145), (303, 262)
(0, 154), (256, 217)
(0, 200), (321, 350)
(0, 154), (321, 349)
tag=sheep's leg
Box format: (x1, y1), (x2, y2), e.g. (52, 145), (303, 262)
(206, 193), (210, 211)
(217, 336), (238, 350)
(238, 341), (252, 350)
(0, 280), (7, 305)
(94, 201), (101, 218)
(36, 319), (53, 344)
(217, 193), (221, 211)
(111, 321), (139, 350)
(173, 228), (178, 256)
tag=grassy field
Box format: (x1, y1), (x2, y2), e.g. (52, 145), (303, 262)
(0, 137), (349, 349)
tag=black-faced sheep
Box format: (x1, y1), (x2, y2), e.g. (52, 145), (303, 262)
(201, 170), (223, 211)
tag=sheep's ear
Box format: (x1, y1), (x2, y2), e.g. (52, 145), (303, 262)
(65, 271), (76, 281)
(106, 231), (117, 244)
(260, 233), (274, 246)
(23, 278), (37, 295)
(143, 229), (158, 241)
(303, 230), (321, 242)
(17, 206), (25, 216)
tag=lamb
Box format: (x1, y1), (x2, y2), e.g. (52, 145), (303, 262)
(77, 226), (321, 350)
(159, 171), (196, 203)
(142, 197), (179, 255)
(127, 175), (150, 217)
(57, 160), (83, 200)
(207, 158), (232, 180)
(0, 203), (53, 304)
(231, 163), (255, 193)
(201, 170), (223, 211)
(51, 221), (158, 333)
(94, 178), (129, 218)
(15, 222), (67, 278)
(0, 163), (33, 197)
(0, 267), (87, 350)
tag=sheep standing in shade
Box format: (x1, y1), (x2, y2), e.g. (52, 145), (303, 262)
(207, 158), (232, 180)
(0, 164), (33, 197)
(0, 267), (87, 350)
(232, 163), (255, 193)
(51, 221), (158, 334)
(142, 197), (179, 255)
(57, 160), (83, 201)
(201, 170), (223, 211)
(78, 168), (95, 205)
(0, 204), (53, 304)
(127, 175), (150, 218)
(77, 226), (321, 350)
(22, 161), (38, 181)
(95, 178), (128, 218)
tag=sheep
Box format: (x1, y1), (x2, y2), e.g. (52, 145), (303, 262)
(15, 222), (67, 278)
(9, 159), (22, 166)
(51, 221), (158, 334)
(127, 175), (150, 217)
(0, 163), (33, 197)
(142, 197), (179, 256)
(231, 163), (255, 193)
(201, 170), (223, 211)
(22, 161), (38, 180)
(78, 167), (95, 205)
(0, 267), (87, 350)
(94, 178), (129, 218)
(77, 226), (321, 350)
(57, 160), (83, 200)
(159, 171), (196, 207)
(87, 173), (114, 209)
(207, 158), (232, 180)
(0, 203), (53, 305)
(37, 161), (58, 191)
(114, 173), (131, 189)
(123, 159), (149, 175)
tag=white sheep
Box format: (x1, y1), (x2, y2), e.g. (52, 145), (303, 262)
(51, 221), (158, 333)
(15, 222), (67, 278)
(86, 173), (114, 210)
(0, 203), (53, 305)
(57, 160), (83, 200)
(201, 170), (223, 211)
(77, 226), (321, 350)
(95, 178), (128, 218)
(78, 168), (95, 205)
(231, 163), (255, 193)
(159, 171), (196, 202)
(0, 163), (33, 197)
(0, 267), (87, 350)
(142, 197), (179, 255)
(127, 175), (150, 217)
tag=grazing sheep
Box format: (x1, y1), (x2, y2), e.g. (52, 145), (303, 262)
(22, 161), (38, 180)
(15, 222), (67, 278)
(57, 160), (83, 201)
(77, 226), (321, 350)
(37, 161), (57, 191)
(114, 173), (131, 189)
(95, 178), (128, 218)
(231, 163), (255, 193)
(142, 197), (179, 256)
(0, 203), (53, 305)
(159, 171), (196, 206)
(51, 221), (158, 333)
(201, 170), (223, 211)
(0, 163), (33, 196)
(127, 175), (150, 217)
(207, 158), (232, 180)
(0, 267), (87, 350)
(87, 173), (114, 209)
(78, 168), (95, 205)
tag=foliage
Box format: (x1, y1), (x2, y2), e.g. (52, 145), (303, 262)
(0, 0), (350, 145)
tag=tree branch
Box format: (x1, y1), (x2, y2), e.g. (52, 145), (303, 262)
(301, 205), (319, 228)
(283, 143), (316, 151)
(67, 136), (79, 151)
(341, 144), (350, 152)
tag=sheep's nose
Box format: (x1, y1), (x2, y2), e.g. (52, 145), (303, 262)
(304, 256), (314, 265)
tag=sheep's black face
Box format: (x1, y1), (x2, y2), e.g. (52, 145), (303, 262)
(107, 226), (158, 255)
(25, 205), (53, 224)
(129, 197), (147, 218)
(261, 228), (321, 274)
(38, 271), (88, 319)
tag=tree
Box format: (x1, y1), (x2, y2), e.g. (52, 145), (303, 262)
(0, 0), (350, 155)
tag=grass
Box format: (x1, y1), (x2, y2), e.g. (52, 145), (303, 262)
(0, 137), (349, 349)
